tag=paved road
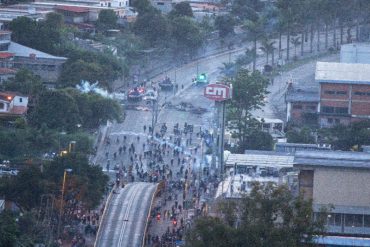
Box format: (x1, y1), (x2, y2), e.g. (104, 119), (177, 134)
(95, 182), (157, 247)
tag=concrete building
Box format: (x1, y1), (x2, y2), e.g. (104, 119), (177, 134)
(55, 5), (90, 23)
(285, 84), (319, 124)
(0, 6), (49, 30)
(275, 143), (331, 153)
(294, 150), (370, 236)
(316, 62), (370, 127)
(0, 91), (28, 118)
(0, 31), (67, 83)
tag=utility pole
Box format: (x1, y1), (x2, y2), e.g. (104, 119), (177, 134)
(204, 83), (232, 191)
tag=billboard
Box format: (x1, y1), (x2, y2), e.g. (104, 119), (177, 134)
(204, 83), (231, 101)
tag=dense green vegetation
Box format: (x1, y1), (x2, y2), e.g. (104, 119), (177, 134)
(186, 183), (326, 247)
(0, 154), (109, 245)
(0, 69), (122, 160)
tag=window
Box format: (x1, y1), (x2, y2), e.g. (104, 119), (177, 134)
(307, 106), (316, 111)
(328, 118), (333, 123)
(355, 91), (367, 96)
(335, 107), (348, 114)
(336, 91), (347, 95)
(322, 106), (334, 113)
(365, 215), (370, 227)
(0, 102), (4, 109)
(335, 119), (340, 124)
(293, 104), (302, 110)
(19, 98), (22, 103)
(327, 213), (342, 227)
(324, 90), (335, 95)
(345, 214), (363, 227)
(157, 2), (164, 5)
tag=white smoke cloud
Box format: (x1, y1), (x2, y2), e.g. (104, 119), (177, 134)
(76, 80), (112, 98)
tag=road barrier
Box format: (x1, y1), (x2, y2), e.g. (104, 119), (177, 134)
(94, 186), (115, 247)
(141, 181), (164, 247)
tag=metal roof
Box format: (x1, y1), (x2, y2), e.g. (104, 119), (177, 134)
(294, 150), (370, 169)
(313, 235), (370, 246)
(225, 151), (294, 168)
(8, 42), (67, 61)
(285, 84), (319, 103)
(315, 61), (370, 85)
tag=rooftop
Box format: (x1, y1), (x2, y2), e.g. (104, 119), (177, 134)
(285, 84), (319, 103)
(0, 68), (16, 75)
(0, 91), (17, 101)
(294, 150), (370, 170)
(225, 150), (294, 168)
(55, 5), (90, 12)
(8, 42), (67, 61)
(315, 61), (370, 85)
(0, 52), (14, 59)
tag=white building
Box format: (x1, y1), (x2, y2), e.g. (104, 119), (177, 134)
(0, 91), (28, 116)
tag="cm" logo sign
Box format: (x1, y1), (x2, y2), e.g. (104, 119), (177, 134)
(204, 83), (231, 101)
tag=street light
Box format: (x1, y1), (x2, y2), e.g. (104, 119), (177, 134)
(58, 168), (72, 239)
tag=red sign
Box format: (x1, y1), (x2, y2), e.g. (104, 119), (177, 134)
(204, 83), (231, 101)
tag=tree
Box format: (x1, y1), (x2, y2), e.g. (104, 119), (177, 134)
(168, 1), (193, 18)
(10, 13), (64, 55)
(276, 0), (301, 61)
(290, 36), (301, 58)
(260, 38), (276, 65)
(131, 0), (153, 14)
(219, 62), (237, 79)
(231, 0), (264, 21)
(59, 48), (124, 89)
(228, 69), (269, 146)
(215, 15), (235, 38)
(133, 9), (171, 47)
(186, 217), (236, 247)
(9, 17), (38, 48)
(44, 153), (109, 210)
(97, 9), (118, 30)
(1, 69), (45, 98)
(286, 126), (315, 144)
(242, 16), (267, 71)
(0, 165), (46, 211)
(63, 88), (123, 129)
(29, 90), (81, 131)
(318, 121), (370, 151)
(186, 183), (327, 247)
(170, 16), (204, 56)
(0, 211), (19, 247)
(239, 129), (274, 152)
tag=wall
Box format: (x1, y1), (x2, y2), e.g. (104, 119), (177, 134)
(313, 168), (370, 208)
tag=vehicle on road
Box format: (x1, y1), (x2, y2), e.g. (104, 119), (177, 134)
(158, 77), (174, 90)
(193, 73), (208, 85)
(143, 89), (158, 103)
(127, 87), (145, 102)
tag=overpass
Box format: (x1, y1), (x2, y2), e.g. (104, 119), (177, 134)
(95, 182), (157, 247)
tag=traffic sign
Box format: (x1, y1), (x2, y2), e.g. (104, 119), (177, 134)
(204, 83), (231, 101)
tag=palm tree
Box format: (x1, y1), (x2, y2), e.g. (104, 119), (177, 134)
(242, 18), (266, 71)
(260, 39), (276, 65)
(219, 62), (237, 79)
(290, 36), (301, 59)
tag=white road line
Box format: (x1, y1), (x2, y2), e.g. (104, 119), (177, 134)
(130, 184), (156, 247)
(117, 183), (145, 247)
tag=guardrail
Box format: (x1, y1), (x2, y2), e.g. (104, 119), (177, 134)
(141, 181), (165, 247)
(94, 186), (114, 247)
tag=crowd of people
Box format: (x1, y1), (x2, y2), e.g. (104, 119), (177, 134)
(101, 120), (213, 246)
